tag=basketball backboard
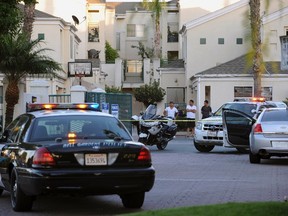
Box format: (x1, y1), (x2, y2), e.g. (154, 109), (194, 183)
(68, 62), (92, 77)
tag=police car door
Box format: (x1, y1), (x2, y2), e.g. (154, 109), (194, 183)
(222, 108), (255, 148)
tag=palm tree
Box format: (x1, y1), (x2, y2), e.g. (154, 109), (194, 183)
(0, 33), (62, 127)
(0, 0), (22, 36)
(142, 0), (166, 58)
(22, 0), (37, 39)
(249, 0), (274, 97)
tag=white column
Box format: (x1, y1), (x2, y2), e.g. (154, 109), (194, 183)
(70, 85), (87, 103)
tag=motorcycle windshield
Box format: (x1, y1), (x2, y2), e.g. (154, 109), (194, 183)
(142, 104), (157, 120)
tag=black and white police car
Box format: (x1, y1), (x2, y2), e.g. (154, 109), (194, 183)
(0, 103), (155, 211)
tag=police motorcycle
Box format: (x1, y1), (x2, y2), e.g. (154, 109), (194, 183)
(131, 104), (177, 150)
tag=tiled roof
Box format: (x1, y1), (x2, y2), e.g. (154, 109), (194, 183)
(114, 2), (145, 14)
(193, 55), (288, 79)
(18, 4), (57, 18)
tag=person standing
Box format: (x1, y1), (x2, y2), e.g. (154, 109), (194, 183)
(163, 101), (178, 119)
(201, 100), (212, 119)
(186, 100), (197, 137)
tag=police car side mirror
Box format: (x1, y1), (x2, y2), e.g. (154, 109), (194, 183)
(251, 109), (257, 114)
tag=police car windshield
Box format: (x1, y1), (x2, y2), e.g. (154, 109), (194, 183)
(214, 103), (257, 117)
(29, 115), (131, 142)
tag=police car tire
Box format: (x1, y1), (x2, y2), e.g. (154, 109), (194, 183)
(121, 192), (145, 208)
(10, 168), (33, 212)
(194, 142), (214, 152)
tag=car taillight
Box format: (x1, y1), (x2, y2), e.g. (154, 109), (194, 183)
(254, 124), (263, 133)
(137, 147), (151, 162)
(33, 147), (55, 166)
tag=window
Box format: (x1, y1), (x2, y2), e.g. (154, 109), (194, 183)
(126, 60), (143, 73)
(234, 86), (252, 99)
(38, 33), (45, 40)
(127, 24), (145, 37)
(166, 88), (185, 104)
(167, 22), (178, 42)
(280, 35), (288, 70)
(218, 38), (224, 44)
(88, 23), (99, 42)
(167, 51), (178, 60)
(29, 115), (131, 142)
(70, 35), (74, 59)
(236, 38), (243, 44)
(116, 32), (121, 50)
(262, 87), (272, 101)
(200, 38), (206, 45)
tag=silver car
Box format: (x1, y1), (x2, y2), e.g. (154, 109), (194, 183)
(223, 107), (288, 164)
(250, 108), (288, 163)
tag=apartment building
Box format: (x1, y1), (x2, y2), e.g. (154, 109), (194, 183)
(3, 0), (287, 119)
(179, 0), (288, 117)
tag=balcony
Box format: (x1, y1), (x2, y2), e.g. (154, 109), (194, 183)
(123, 60), (144, 83)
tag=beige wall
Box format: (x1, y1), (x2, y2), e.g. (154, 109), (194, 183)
(179, 0), (241, 26)
(185, 4), (250, 78)
(263, 13), (288, 61)
(193, 76), (288, 119)
(36, 0), (88, 58)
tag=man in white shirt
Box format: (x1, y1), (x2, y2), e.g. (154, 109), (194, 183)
(186, 100), (197, 137)
(163, 101), (178, 119)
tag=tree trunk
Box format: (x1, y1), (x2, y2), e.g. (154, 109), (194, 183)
(22, 2), (36, 40)
(154, 20), (161, 58)
(249, 0), (263, 97)
(5, 80), (20, 127)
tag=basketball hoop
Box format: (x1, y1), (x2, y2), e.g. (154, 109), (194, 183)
(75, 71), (85, 85)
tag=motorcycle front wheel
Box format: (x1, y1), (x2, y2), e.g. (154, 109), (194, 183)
(157, 140), (168, 150)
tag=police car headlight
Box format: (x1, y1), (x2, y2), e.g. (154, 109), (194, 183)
(196, 122), (202, 130)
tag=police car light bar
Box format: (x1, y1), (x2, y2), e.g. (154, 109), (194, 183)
(27, 103), (100, 112)
(251, 97), (265, 102)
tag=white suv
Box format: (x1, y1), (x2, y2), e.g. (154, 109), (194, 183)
(194, 100), (277, 152)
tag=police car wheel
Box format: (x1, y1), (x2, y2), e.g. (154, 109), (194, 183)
(121, 192), (145, 208)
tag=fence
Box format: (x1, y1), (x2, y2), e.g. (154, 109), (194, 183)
(85, 92), (133, 133)
(47, 92), (133, 133)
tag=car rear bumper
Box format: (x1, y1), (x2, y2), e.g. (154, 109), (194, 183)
(250, 135), (288, 156)
(17, 167), (155, 196)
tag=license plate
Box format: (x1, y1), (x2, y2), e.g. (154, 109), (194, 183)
(207, 131), (217, 137)
(272, 142), (288, 148)
(85, 154), (107, 166)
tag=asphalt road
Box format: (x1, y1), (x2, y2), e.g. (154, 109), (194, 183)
(1, 136), (288, 216)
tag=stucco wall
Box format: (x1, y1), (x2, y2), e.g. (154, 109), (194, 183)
(193, 76), (288, 119)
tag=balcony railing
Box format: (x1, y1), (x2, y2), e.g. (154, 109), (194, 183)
(123, 72), (144, 83)
(123, 60), (144, 83)
(49, 94), (71, 103)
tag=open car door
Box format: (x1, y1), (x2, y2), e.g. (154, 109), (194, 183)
(222, 109), (256, 148)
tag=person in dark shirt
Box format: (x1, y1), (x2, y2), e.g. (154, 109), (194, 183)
(201, 100), (212, 119)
